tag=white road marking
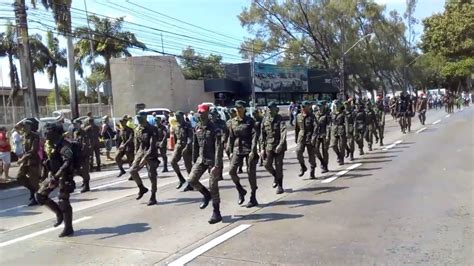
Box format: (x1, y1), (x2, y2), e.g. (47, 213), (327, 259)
(416, 127), (427, 134)
(445, 114), (450, 118)
(321, 163), (362, 184)
(433, 119), (441, 125)
(168, 224), (252, 266)
(382, 140), (403, 151)
(0, 216), (92, 248)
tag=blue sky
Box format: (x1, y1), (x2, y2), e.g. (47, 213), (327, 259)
(0, 0), (446, 90)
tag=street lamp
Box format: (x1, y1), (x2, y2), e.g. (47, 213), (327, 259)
(404, 54), (425, 94)
(340, 33), (375, 100)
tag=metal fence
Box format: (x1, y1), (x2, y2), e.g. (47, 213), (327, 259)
(0, 104), (112, 128)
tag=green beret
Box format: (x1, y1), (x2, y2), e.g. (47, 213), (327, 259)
(235, 100), (247, 108)
(267, 101), (278, 109)
(301, 100), (311, 106)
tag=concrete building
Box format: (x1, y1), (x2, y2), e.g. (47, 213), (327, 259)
(110, 56), (214, 116)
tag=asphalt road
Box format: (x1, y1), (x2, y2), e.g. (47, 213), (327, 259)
(0, 106), (472, 265)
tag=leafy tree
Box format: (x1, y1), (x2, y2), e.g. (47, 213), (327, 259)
(47, 80), (90, 105)
(180, 47), (224, 79)
(82, 63), (107, 104)
(0, 22), (21, 104)
(74, 15), (146, 82)
(420, 0), (473, 92)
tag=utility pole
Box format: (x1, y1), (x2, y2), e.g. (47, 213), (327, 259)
(83, 0), (101, 116)
(14, 0), (38, 117)
(250, 43), (256, 112)
(340, 24), (345, 101)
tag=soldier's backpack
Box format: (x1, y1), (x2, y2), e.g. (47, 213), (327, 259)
(67, 140), (83, 170)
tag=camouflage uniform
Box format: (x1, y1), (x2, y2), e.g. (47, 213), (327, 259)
(344, 103), (356, 161)
(314, 106), (331, 173)
(261, 103), (287, 193)
(354, 104), (367, 155)
(85, 121), (101, 171)
(155, 122), (168, 172)
(170, 119), (193, 187)
(375, 99), (385, 146)
(295, 103), (317, 177)
(17, 130), (41, 205)
(365, 103), (379, 151)
(115, 124), (135, 176)
(331, 104), (347, 165)
(36, 125), (75, 237)
(228, 101), (260, 208)
(130, 121), (161, 205)
(73, 126), (91, 193)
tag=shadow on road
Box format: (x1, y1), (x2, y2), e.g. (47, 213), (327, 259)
(352, 167), (383, 172)
(357, 155), (397, 160)
(350, 159), (393, 164)
(159, 197), (201, 206)
(222, 212), (304, 223)
(98, 186), (133, 191)
(262, 199), (331, 209)
(70, 198), (98, 203)
(344, 173), (372, 179)
(0, 210), (42, 217)
(294, 186), (349, 195)
(75, 222), (151, 239)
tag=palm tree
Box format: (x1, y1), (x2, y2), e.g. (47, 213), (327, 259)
(74, 15), (146, 82)
(30, 31), (67, 109)
(0, 22), (21, 105)
(32, 0), (79, 118)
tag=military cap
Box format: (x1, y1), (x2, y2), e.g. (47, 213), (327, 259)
(267, 101), (278, 109)
(137, 111), (148, 117)
(301, 100), (311, 107)
(234, 100), (247, 108)
(23, 119), (34, 125)
(175, 110), (184, 116)
(73, 119), (82, 125)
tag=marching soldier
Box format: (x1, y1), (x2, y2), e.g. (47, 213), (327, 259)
(295, 101), (317, 178)
(72, 120), (91, 193)
(170, 111), (193, 189)
(375, 96), (385, 146)
(35, 124), (75, 237)
(116, 115), (135, 177)
(354, 102), (367, 155)
(417, 93), (428, 125)
(365, 101), (379, 151)
(155, 116), (169, 173)
(344, 100), (356, 161)
(17, 119), (41, 206)
(228, 100), (260, 208)
(261, 102), (287, 194)
(85, 117), (101, 171)
(314, 101), (331, 174)
(331, 100), (347, 165)
(129, 112), (161, 206)
(188, 103), (224, 224)
(210, 108), (227, 180)
(252, 109), (265, 167)
(224, 108), (237, 160)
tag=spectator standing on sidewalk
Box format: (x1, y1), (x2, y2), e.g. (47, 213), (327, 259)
(288, 101), (296, 126)
(0, 127), (12, 180)
(11, 125), (24, 159)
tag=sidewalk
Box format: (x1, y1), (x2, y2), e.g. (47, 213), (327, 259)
(0, 152), (118, 190)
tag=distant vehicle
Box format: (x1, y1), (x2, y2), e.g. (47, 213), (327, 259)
(52, 109), (72, 118)
(139, 108), (171, 120)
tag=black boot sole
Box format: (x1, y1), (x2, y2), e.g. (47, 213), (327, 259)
(136, 187), (149, 200)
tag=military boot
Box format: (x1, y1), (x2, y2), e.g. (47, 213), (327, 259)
(276, 179), (284, 194)
(199, 187), (211, 209)
(147, 192), (157, 206)
(136, 185), (149, 200)
(321, 164), (329, 174)
(359, 148), (364, 156)
(246, 190), (258, 208)
(208, 201), (222, 224)
(58, 208), (74, 238)
(271, 172), (278, 188)
(298, 165), (307, 177)
(80, 181), (90, 193)
(43, 198), (63, 227)
(368, 144), (373, 151)
(380, 139), (384, 146)
(117, 168), (126, 177)
(162, 165), (168, 173)
(183, 183), (194, 192)
(238, 166), (243, 174)
(339, 155), (344, 165)
(236, 183), (247, 205)
(27, 189), (38, 206)
(350, 152), (354, 161)
(176, 173), (186, 189)
(310, 167), (316, 179)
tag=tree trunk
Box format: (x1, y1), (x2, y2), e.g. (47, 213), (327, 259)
(53, 65), (60, 110)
